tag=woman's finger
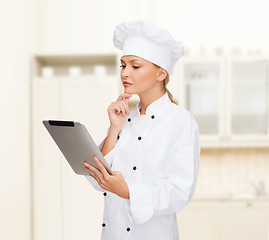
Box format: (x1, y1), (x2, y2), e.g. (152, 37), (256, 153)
(117, 102), (127, 116)
(121, 100), (130, 115)
(93, 156), (111, 181)
(91, 172), (102, 186)
(114, 103), (124, 116)
(84, 163), (112, 191)
(117, 93), (132, 102)
(118, 102), (128, 115)
(113, 102), (126, 116)
(84, 164), (98, 180)
(84, 162), (104, 183)
(90, 166), (104, 183)
(114, 106), (121, 114)
(84, 165), (100, 183)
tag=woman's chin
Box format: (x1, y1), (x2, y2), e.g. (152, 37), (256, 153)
(124, 90), (135, 94)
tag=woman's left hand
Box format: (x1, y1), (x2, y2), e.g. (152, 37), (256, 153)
(83, 156), (130, 199)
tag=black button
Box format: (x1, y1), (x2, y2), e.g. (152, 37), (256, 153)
(117, 135), (120, 140)
(103, 192), (107, 196)
(151, 115), (155, 119)
(133, 166), (137, 170)
(138, 136), (142, 140)
(128, 118), (131, 122)
(102, 223), (106, 227)
(126, 227), (130, 231)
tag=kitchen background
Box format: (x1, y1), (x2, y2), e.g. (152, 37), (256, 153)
(1, 0), (269, 240)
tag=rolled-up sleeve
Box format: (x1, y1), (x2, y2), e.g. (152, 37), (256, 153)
(127, 116), (200, 224)
(85, 127), (116, 192)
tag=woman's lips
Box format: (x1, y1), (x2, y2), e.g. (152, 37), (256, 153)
(123, 82), (132, 86)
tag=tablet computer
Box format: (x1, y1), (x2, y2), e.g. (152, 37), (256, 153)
(42, 120), (113, 176)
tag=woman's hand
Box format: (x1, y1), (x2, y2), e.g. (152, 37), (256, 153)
(107, 93), (133, 131)
(83, 156), (130, 199)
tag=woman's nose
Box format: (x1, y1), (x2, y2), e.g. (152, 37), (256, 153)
(122, 68), (130, 77)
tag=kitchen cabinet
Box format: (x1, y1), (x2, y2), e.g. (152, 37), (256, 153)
(177, 57), (225, 136)
(222, 200), (269, 240)
(177, 199), (269, 240)
(174, 56), (269, 148)
(32, 79), (62, 240)
(177, 201), (221, 240)
(31, 54), (119, 240)
(228, 57), (268, 136)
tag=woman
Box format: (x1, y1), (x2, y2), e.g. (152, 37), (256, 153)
(83, 19), (200, 240)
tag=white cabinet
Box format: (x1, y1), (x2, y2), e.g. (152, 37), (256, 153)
(174, 56), (269, 148)
(222, 201), (269, 240)
(32, 79), (62, 240)
(177, 201), (221, 240)
(177, 199), (269, 240)
(227, 57), (268, 136)
(31, 54), (119, 240)
(178, 57), (225, 136)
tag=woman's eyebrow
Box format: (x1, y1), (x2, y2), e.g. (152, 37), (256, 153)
(120, 59), (140, 63)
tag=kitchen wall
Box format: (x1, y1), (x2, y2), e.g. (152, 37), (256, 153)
(0, 0), (38, 239)
(196, 148), (269, 199)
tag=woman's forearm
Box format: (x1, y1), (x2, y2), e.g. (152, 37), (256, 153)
(101, 126), (121, 157)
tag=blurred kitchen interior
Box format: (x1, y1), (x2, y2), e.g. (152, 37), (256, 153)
(1, 0), (269, 240)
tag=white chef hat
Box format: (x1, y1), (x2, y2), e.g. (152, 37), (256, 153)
(113, 19), (184, 76)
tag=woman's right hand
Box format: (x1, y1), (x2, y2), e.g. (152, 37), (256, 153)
(107, 93), (133, 131)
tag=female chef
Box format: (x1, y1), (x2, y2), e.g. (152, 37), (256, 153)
(83, 19), (200, 240)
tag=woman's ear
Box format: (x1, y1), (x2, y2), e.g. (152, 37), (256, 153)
(157, 68), (168, 81)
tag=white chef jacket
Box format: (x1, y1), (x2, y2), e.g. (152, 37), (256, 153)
(85, 92), (200, 240)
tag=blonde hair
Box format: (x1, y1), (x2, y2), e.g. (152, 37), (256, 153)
(163, 74), (177, 105)
(153, 63), (177, 104)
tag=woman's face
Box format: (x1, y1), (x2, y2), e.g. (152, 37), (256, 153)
(120, 55), (164, 94)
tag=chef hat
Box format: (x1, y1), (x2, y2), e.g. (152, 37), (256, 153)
(113, 19), (184, 76)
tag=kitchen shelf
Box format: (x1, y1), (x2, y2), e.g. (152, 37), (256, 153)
(32, 53), (269, 148)
(175, 55), (269, 148)
(31, 53), (119, 78)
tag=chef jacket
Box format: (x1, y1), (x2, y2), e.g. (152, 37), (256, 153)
(85, 92), (200, 240)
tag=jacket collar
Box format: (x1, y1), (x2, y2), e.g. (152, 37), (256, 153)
(135, 92), (171, 118)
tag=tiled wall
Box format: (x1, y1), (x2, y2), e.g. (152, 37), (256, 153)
(193, 148), (269, 198)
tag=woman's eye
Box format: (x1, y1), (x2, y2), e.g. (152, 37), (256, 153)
(120, 65), (140, 69)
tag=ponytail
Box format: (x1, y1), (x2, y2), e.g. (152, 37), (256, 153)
(163, 74), (178, 105)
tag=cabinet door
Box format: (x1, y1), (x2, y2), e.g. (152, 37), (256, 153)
(222, 201), (269, 240)
(181, 59), (225, 137)
(177, 201), (221, 240)
(60, 77), (117, 240)
(228, 58), (268, 136)
(32, 79), (62, 240)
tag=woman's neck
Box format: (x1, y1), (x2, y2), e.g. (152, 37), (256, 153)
(138, 90), (166, 115)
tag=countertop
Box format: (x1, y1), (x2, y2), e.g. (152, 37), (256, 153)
(192, 195), (269, 201)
